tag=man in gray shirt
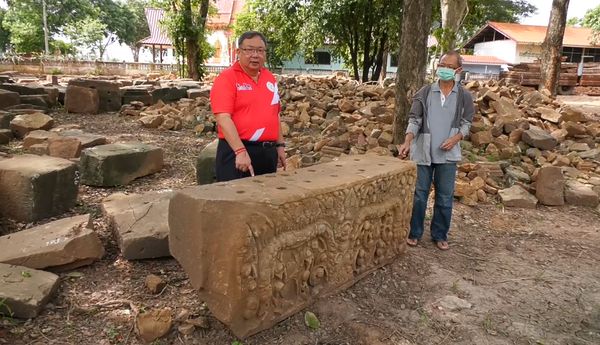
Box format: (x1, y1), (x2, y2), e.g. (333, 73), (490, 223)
(397, 51), (474, 250)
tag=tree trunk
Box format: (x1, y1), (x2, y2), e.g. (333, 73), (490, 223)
(183, 0), (200, 80)
(540, 0), (570, 96)
(392, 0), (433, 144)
(371, 33), (387, 81)
(440, 0), (468, 51)
(361, 0), (374, 82)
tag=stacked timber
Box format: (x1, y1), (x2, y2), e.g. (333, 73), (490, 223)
(500, 62), (578, 87)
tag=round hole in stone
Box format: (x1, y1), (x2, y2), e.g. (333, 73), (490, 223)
(304, 180), (312, 183)
(236, 190), (245, 194)
(276, 186), (287, 190)
(330, 174), (338, 177)
(354, 159), (360, 161)
(308, 169), (316, 172)
(378, 163), (385, 166)
(358, 169), (366, 172)
(335, 164), (343, 167)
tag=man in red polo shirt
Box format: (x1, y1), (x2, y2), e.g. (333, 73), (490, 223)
(210, 31), (286, 182)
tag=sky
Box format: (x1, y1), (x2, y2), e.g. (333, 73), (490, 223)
(520, 0), (600, 25)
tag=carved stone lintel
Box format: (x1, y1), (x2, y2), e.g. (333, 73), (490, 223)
(169, 155), (416, 338)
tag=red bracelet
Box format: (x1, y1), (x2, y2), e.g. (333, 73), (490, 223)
(234, 147), (246, 155)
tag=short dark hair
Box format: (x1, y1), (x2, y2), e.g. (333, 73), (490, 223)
(238, 31), (267, 47)
(441, 50), (463, 67)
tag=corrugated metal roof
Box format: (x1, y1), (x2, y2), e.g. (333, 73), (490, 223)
(140, 8), (172, 46)
(463, 21), (599, 49)
(462, 55), (508, 65)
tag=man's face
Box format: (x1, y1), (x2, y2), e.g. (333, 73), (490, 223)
(236, 36), (266, 73)
(438, 54), (462, 74)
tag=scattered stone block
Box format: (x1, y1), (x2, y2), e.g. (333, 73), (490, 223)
(69, 79), (122, 112)
(57, 129), (108, 148)
(196, 139), (218, 185)
(535, 166), (565, 206)
(9, 113), (54, 138)
(0, 110), (15, 128)
(0, 155), (78, 222)
(19, 95), (49, 109)
(65, 85), (100, 114)
(499, 185), (538, 209)
(0, 89), (20, 109)
(23, 130), (59, 148)
(136, 308), (172, 343)
(522, 128), (557, 151)
(0, 128), (12, 144)
(48, 136), (82, 159)
(0, 214), (104, 270)
(169, 155), (417, 338)
(187, 87), (210, 99)
(121, 86), (154, 105)
(43, 87), (59, 107)
(27, 143), (49, 155)
(80, 142), (164, 186)
(102, 190), (173, 259)
(565, 180), (599, 207)
(0, 83), (45, 95)
(152, 87), (187, 103)
(0, 263), (60, 318)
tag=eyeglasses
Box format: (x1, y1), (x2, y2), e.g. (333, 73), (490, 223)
(239, 48), (267, 55)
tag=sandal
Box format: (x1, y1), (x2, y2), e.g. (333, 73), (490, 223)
(435, 241), (449, 251)
(406, 238), (418, 247)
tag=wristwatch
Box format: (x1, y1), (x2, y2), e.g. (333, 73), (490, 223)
(275, 142), (286, 148)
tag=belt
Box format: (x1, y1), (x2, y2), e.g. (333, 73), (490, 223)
(241, 140), (278, 148)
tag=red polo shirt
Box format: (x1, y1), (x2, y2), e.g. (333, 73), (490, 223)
(210, 62), (280, 142)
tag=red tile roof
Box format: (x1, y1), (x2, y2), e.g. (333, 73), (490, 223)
(464, 22), (599, 48)
(462, 55), (508, 65)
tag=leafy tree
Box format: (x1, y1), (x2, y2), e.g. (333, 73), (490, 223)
(567, 17), (581, 26)
(0, 9), (11, 53)
(154, 0), (214, 80)
(581, 5), (600, 43)
(64, 17), (107, 58)
(123, 0), (151, 62)
(234, 0), (403, 82)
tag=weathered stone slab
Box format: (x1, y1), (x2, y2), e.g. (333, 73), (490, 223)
(102, 190), (174, 260)
(0, 110), (15, 128)
(65, 85), (100, 114)
(121, 86), (154, 105)
(0, 263), (59, 318)
(522, 128), (557, 151)
(69, 79), (122, 112)
(196, 139), (218, 185)
(499, 185), (538, 208)
(0, 214), (104, 270)
(80, 142), (164, 186)
(169, 155), (417, 338)
(0, 89), (20, 109)
(48, 136), (82, 159)
(23, 130), (58, 148)
(0, 155), (78, 222)
(152, 87), (187, 103)
(535, 166), (565, 206)
(0, 129), (12, 145)
(20, 94), (49, 109)
(565, 180), (600, 207)
(187, 87), (210, 99)
(9, 112), (54, 138)
(57, 129), (108, 148)
(0, 83), (45, 95)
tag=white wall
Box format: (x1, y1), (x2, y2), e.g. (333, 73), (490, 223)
(473, 40), (518, 64)
(515, 44), (543, 63)
(206, 30), (230, 66)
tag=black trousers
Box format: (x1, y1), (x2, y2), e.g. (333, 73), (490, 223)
(215, 139), (278, 182)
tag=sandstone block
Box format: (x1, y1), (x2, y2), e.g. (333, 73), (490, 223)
(0, 155), (78, 222)
(69, 79), (122, 112)
(57, 129), (108, 148)
(9, 113), (54, 138)
(80, 142), (163, 186)
(499, 185), (538, 209)
(0, 263), (59, 318)
(0, 89), (20, 109)
(565, 180), (599, 207)
(470, 130), (493, 146)
(187, 87), (211, 99)
(0, 128), (12, 144)
(20, 94), (49, 109)
(169, 155), (417, 338)
(0, 214), (104, 270)
(0, 110), (15, 128)
(102, 190), (173, 259)
(48, 136), (83, 159)
(196, 139), (218, 185)
(522, 128), (557, 151)
(0, 83), (45, 95)
(65, 85), (100, 114)
(535, 166), (564, 206)
(23, 130), (58, 148)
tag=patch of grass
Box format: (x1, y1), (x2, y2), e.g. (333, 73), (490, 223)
(0, 298), (14, 320)
(486, 154), (500, 162)
(482, 313), (496, 335)
(232, 341), (244, 345)
(450, 280), (461, 295)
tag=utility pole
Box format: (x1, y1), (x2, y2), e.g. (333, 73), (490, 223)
(42, 0), (50, 54)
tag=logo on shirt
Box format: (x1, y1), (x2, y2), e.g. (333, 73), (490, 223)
(236, 83), (253, 91)
(266, 81), (279, 105)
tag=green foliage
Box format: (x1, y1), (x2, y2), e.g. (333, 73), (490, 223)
(431, 0), (537, 49)
(582, 5), (600, 43)
(49, 40), (76, 56)
(567, 17), (581, 26)
(64, 17), (107, 58)
(234, 0), (402, 81)
(304, 311), (321, 330)
(0, 9), (11, 53)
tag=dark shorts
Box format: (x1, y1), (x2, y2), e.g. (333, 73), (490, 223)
(215, 139), (278, 182)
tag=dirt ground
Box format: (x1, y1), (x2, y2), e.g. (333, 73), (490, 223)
(1, 96), (600, 345)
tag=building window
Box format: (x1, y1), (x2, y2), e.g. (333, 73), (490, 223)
(390, 53), (399, 67)
(305, 51), (331, 65)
